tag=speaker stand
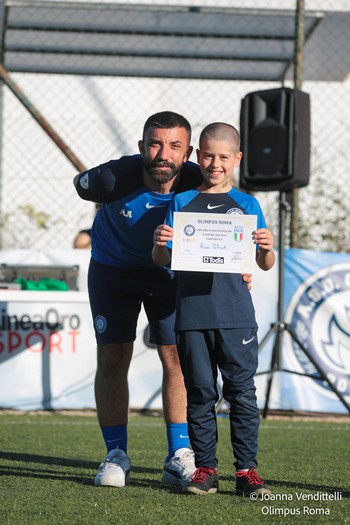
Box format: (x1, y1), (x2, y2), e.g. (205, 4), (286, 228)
(256, 192), (350, 418)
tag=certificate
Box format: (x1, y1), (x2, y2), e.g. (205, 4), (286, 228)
(171, 212), (257, 273)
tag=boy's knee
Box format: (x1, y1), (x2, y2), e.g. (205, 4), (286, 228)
(187, 383), (218, 407)
(223, 383), (257, 407)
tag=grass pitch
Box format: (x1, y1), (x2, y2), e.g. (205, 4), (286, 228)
(0, 412), (349, 525)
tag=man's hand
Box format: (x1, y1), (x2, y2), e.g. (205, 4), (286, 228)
(242, 273), (252, 291)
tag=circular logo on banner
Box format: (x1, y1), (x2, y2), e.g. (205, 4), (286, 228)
(285, 263), (350, 400)
(95, 315), (107, 334)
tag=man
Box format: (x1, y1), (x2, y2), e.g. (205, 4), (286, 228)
(74, 111), (250, 488)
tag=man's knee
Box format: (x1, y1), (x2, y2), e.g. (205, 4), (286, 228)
(97, 343), (133, 375)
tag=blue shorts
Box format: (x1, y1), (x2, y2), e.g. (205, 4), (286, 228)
(88, 258), (177, 345)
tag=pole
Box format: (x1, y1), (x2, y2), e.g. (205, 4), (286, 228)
(290, 0), (305, 247)
(261, 192), (289, 418)
(0, 63), (87, 173)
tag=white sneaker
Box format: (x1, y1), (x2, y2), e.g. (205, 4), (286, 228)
(161, 448), (196, 487)
(94, 448), (131, 487)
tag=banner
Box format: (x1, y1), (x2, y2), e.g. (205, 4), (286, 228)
(281, 248), (350, 413)
(0, 248), (349, 413)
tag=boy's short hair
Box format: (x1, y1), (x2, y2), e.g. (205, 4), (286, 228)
(199, 122), (240, 151)
(143, 111), (192, 142)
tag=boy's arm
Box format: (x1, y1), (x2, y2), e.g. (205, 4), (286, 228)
(254, 228), (275, 271)
(152, 224), (173, 267)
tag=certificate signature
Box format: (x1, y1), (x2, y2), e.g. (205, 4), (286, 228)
(171, 212), (257, 273)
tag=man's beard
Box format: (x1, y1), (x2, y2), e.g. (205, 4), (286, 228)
(145, 160), (182, 184)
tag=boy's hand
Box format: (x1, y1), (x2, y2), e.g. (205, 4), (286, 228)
(153, 224), (174, 246)
(254, 228), (275, 271)
(253, 228), (274, 253)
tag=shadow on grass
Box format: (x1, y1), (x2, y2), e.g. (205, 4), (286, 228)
(264, 478), (350, 498)
(0, 451), (157, 473)
(0, 465), (93, 485)
(3, 451), (348, 498)
(218, 474), (349, 498)
(0, 451), (97, 469)
(0, 451), (165, 487)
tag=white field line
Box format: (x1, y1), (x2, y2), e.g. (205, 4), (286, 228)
(0, 419), (349, 431)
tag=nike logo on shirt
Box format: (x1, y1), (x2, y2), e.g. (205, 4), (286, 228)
(242, 337), (255, 345)
(146, 202), (168, 209)
(207, 204), (225, 210)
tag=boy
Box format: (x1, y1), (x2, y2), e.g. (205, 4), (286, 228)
(152, 122), (275, 496)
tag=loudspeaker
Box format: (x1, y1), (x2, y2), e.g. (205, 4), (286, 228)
(239, 88), (310, 192)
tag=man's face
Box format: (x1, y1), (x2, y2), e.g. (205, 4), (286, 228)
(139, 126), (192, 184)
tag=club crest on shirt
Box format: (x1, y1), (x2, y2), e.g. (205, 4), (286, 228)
(80, 173), (89, 189)
(285, 263), (350, 400)
(226, 208), (244, 215)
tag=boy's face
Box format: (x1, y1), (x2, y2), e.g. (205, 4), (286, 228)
(196, 138), (242, 189)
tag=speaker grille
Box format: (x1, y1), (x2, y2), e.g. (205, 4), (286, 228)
(239, 88), (310, 192)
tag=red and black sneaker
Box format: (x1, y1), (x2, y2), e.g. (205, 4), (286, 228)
(184, 467), (219, 495)
(235, 467), (271, 497)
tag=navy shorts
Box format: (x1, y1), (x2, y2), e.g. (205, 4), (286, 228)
(88, 258), (177, 345)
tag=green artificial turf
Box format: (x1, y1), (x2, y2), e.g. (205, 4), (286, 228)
(0, 413), (349, 525)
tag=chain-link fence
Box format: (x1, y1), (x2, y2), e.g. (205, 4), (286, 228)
(0, 0), (349, 252)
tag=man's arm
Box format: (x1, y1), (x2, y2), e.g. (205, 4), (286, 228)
(73, 163), (117, 203)
(73, 156), (144, 203)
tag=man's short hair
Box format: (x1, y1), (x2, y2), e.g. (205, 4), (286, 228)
(143, 111), (191, 142)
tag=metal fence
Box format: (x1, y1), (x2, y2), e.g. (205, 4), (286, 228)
(0, 0), (349, 252)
